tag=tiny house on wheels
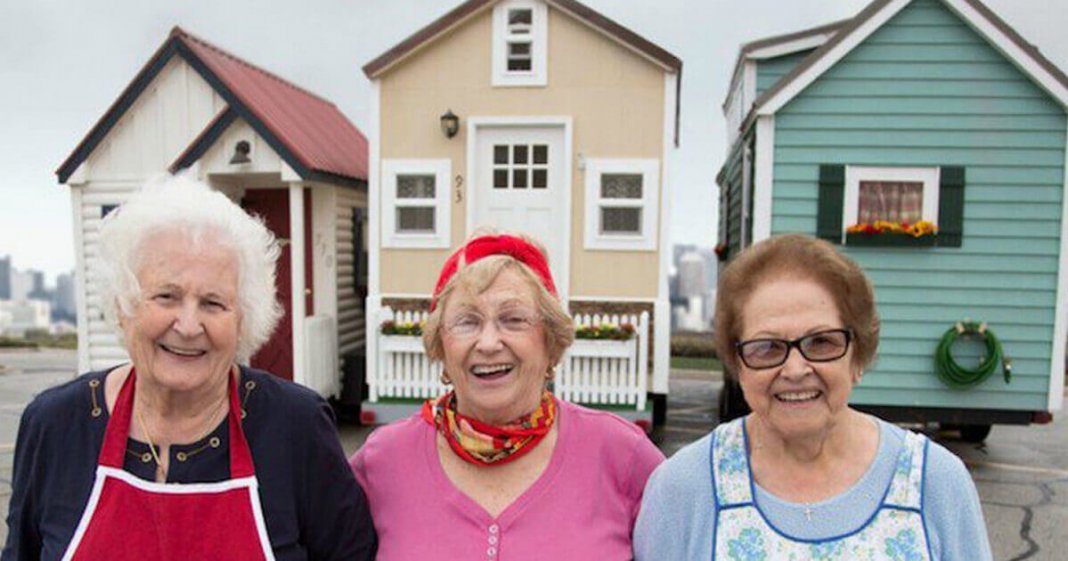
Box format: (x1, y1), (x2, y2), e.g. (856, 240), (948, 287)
(57, 28), (370, 400)
(717, 0), (1068, 440)
(361, 0), (682, 426)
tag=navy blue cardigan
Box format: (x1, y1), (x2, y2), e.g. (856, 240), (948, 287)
(2, 366), (376, 561)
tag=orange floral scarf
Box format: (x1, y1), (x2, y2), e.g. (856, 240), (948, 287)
(421, 390), (556, 467)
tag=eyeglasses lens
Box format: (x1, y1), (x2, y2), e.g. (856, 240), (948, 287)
(738, 329), (850, 369)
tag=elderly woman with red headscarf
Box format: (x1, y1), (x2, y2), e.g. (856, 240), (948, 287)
(350, 231), (664, 560)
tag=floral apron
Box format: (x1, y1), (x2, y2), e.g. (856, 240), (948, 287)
(61, 370), (275, 561)
(710, 418), (932, 560)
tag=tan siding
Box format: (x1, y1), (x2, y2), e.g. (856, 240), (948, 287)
(378, 7), (665, 298)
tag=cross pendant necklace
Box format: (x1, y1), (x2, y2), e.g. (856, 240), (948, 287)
(803, 506), (814, 521)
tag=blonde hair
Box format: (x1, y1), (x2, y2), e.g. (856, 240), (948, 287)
(423, 232), (574, 368)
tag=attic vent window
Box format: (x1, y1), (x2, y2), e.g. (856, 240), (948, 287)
(493, 1), (547, 87)
(507, 9), (533, 71)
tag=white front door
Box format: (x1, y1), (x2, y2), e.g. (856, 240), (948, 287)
(472, 125), (568, 294)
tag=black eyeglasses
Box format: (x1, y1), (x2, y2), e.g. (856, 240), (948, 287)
(735, 328), (852, 369)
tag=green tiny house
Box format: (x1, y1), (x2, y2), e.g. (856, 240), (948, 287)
(717, 0), (1068, 435)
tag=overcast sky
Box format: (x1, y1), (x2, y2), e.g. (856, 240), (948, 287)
(1, 0), (1065, 280)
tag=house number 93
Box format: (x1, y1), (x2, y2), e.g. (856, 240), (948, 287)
(455, 175), (464, 203)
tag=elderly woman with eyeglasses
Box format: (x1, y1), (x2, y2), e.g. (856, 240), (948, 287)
(2, 175), (376, 561)
(634, 234), (991, 561)
(351, 232), (664, 560)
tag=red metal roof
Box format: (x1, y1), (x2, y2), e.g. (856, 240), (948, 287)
(58, 27), (367, 184)
(174, 28), (368, 181)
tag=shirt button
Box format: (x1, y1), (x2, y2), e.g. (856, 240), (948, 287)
(487, 546), (497, 557)
(488, 524), (499, 534)
(488, 535), (498, 545)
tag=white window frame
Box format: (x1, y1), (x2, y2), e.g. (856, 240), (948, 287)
(492, 0), (547, 87)
(843, 165), (940, 232)
(583, 158), (660, 251)
(381, 159), (451, 248)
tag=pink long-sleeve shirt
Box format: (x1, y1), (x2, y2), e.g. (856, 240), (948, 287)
(350, 399), (664, 561)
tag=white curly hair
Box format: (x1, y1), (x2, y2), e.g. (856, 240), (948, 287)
(96, 173), (282, 362)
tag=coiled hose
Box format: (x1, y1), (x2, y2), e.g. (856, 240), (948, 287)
(934, 321), (1012, 389)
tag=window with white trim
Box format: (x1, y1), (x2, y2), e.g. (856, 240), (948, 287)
(584, 159), (660, 251)
(843, 166), (940, 230)
(382, 159), (451, 248)
(492, 0), (547, 87)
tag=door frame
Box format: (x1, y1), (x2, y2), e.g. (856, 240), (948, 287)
(465, 116), (573, 301)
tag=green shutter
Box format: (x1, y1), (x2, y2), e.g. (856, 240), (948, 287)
(938, 166), (965, 248)
(817, 164), (846, 243)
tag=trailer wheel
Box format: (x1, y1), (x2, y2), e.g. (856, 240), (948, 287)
(960, 424), (992, 443)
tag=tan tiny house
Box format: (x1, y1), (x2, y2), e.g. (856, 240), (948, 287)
(362, 0), (681, 423)
(56, 28), (370, 398)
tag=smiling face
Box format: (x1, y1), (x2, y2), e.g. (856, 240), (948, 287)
(121, 230), (241, 396)
(439, 268), (550, 425)
(737, 275), (861, 440)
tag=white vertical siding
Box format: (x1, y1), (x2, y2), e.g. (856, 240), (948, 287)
(336, 187), (367, 359)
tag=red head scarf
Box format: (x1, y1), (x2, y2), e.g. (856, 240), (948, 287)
(430, 234), (557, 311)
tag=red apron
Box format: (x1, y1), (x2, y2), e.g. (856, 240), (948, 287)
(61, 370), (275, 561)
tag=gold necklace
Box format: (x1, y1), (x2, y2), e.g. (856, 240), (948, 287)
(135, 405), (166, 481)
(134, 393), (228, 481)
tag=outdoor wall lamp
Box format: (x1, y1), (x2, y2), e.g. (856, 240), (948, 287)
(230, 140), (251, 165)
(440, 110), (460, 139)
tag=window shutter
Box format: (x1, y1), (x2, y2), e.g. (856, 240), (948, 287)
(817, 164), (846, 243)
(937, 166), (965, 247)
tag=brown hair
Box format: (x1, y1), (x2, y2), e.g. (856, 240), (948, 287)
(714, 234), (879, 373)
(423, 235), (575, 368)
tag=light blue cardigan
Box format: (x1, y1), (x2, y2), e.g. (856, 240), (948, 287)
(634, 417), (991, 560)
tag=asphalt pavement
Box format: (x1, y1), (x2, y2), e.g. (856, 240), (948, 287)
(1, 348), (1065, 560)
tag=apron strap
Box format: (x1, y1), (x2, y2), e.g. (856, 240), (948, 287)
(227, 372), (256, 478)
(98, 369), (136, 468)
(97, 367), (257, 478)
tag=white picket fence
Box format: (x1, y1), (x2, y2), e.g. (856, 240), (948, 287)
(370, 307), (650, 410)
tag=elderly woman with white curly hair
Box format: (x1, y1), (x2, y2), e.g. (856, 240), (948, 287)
(1, 174), (377, 561)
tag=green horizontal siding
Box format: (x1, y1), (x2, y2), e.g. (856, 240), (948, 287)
(768, 0), (1067, 412)
(756, 49), (816, 98)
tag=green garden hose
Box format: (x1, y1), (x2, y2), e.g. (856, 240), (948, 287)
(934, 321), (1012, 389)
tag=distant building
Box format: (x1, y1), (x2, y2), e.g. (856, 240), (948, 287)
(10, 269), (34, 301)
(27, 270), (48, 300)
(677, 252), (707, 299)
(53, 272), (77, 322)
(0, 299), (51, 336)
(0, 256), (10, 299)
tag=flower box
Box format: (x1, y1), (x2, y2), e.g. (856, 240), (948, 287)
(571, 338), (634, 359)
(379, 334), (425, 353)
(845, 232), (938, 247)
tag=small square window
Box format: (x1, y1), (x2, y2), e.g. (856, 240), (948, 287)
(583, 158), (659, 251)
(507, 43), (532, 72)
(513, 145), (528, 164)
(532, 169), (547, 188)
(601, 174), (642, 199)
(508, 8), (532, 29)
(494, 169), (509, 189)
(513, 169), (528, 188)
(601, 208), (642, 234)
(857, 180), (923, 224)
(494, 145), (509, 164)
(397, 207), (435, 232)
(382, 158), (451, 248)
(842, 166), (940, 246)
(397, 175), (435, 199)
(533, 145), (548, 164)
